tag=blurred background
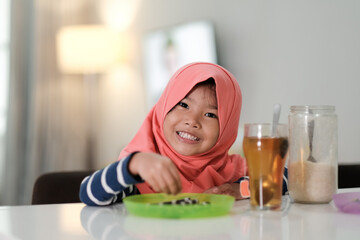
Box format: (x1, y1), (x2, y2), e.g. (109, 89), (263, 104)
(0, 0), (359, 205)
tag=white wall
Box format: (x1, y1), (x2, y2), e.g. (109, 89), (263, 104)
(98, 0), (360, 165)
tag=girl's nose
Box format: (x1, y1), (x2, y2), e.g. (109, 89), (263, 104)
(185, 113), (200, 128)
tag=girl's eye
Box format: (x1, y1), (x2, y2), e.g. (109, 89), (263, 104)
(178, 102), (189, 109)
(205, 112), (218, 119)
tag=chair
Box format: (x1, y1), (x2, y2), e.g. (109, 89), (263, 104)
(32, 170), (94, 205)
(338, 164), (360, 188)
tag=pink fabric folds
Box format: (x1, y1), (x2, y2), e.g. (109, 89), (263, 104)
(119, 62), (247, 194)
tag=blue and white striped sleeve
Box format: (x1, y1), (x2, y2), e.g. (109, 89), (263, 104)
(282, 167), (288, 195)
(79, 152), (143, 206)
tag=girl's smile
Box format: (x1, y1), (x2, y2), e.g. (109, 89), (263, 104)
(176, 131), (200, 143)
(163, 81), (219, 156)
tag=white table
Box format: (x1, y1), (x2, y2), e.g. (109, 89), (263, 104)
(0, 188), (359, 240)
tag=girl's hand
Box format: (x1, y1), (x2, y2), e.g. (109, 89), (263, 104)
(129, 152), (182, 195)
(203, 183), (242, 200)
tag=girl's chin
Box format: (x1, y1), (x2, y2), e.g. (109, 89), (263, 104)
(172, 146), (199, 156)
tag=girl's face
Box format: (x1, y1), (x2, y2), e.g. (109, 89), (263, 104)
(163, 84), (219, 156)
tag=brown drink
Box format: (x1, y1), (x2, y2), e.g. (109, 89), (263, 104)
(243, 124), (288, 210)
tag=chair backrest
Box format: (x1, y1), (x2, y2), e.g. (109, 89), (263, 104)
(32, 171), (93, 205)
(338, 164), (360, 188)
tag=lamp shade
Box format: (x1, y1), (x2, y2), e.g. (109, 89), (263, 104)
(56, 25), (121, 74)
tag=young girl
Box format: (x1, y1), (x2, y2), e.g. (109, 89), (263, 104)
(80, 62), (249, 206)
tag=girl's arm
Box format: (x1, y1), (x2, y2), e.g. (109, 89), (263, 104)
(79, 152), (143, 206)
(203, 168), (288, 200)
(204, 182), (243, 200)
(79, 152), (182, 206)
(129, 152), (182, 195)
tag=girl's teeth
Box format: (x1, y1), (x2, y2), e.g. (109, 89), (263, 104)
(178, 132), (199, 141)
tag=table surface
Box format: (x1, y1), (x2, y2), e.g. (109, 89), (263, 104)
(0, 188), (359, 240)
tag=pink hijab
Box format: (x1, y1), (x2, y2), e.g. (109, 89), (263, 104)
(119, 62), (247, 193)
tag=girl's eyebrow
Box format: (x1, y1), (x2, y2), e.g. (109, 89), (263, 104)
(209, 104), (218, 110)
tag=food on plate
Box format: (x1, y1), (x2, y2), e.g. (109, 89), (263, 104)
(154, 197), (210, 205)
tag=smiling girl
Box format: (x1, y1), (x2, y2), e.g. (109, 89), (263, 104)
(80, 62), (248, 206)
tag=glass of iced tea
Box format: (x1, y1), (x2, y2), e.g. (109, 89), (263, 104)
(243, 123), (289, 210)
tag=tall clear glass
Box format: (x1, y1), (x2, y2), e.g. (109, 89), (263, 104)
(243, 124), (289, 210)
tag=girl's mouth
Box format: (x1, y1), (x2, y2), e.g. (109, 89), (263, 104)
(176, 131), (200, 142)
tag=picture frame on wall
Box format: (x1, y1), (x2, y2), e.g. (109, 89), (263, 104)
(143, 21), (217, 109)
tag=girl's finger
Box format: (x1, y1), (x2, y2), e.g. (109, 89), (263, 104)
(150, 170), (173, 194)
(166, 171), (182, 194)
(145, 175), (162, 193)
(167, 166), (182, 194)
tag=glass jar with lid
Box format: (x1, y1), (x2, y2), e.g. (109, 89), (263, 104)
(288, 105), (337, 203)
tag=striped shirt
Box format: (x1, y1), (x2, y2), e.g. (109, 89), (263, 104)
(79, 153), (289, 206)
(79, 153), (142, 206)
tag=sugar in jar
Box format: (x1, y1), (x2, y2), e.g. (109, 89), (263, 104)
(288, 105), (338, 203)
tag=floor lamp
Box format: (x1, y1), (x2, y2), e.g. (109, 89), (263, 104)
(56, 25), (121, 169)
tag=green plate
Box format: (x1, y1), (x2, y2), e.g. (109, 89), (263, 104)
(123, 193), (235, 219)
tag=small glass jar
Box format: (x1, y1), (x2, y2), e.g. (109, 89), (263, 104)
(288, 105), (338, 203)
